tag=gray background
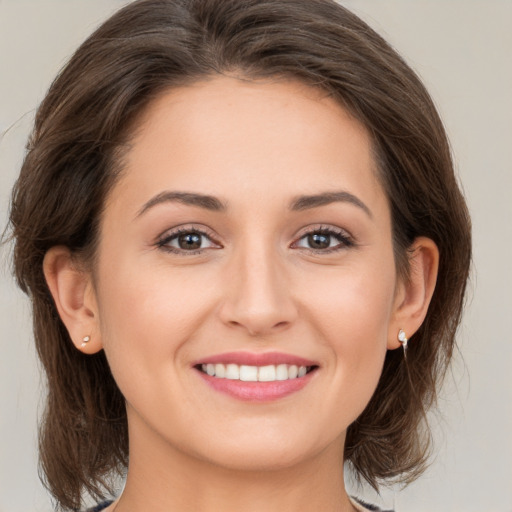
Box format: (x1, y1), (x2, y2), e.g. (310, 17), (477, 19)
(1, 1), (511, 511)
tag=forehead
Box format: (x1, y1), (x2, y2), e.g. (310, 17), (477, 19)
(111, 76), (386, 217)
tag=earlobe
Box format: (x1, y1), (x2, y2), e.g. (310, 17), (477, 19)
(387, 237), (439, 350)
(43, 246), (103, 354)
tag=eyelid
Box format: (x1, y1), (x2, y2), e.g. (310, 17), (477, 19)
(291, 224), (355, 252)
(154, 223), (355, 256)
(156, 224), (223, 254)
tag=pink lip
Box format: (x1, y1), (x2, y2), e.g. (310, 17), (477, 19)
(192, 351), (317, 367)
(197, 371), (316, 402)
(192, 351), (319, 403)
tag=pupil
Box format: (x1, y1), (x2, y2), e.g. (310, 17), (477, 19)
(308, 233), (330, 249)
(178, 233), (201, 250)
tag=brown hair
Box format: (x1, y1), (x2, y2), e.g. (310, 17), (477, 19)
(7, 0), (471, 509)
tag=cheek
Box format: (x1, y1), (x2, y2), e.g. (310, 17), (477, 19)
(298, 259), (395, 407)
(94, 256), (216, 382)
(302, 258), (396, 343)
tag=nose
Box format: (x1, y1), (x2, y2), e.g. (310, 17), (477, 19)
(218, 243), (298, 337)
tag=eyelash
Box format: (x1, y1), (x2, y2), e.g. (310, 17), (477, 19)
(156, 225), (355, 256)
(156, 226), (219, 255)
(292, 225), (355, 253)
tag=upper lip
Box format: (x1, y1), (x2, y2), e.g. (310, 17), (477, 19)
(192, 351), (318, 367)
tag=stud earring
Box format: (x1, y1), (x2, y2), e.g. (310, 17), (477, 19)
(81, 335), (90, 348)
(398, 329), (408, 356)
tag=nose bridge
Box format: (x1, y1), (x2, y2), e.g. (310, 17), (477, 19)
(220, 233), (296, 335)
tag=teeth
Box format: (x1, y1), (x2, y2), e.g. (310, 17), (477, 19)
(276, 364), (289, 380)
(239, 365), (258, 381)
(258, 365), (276, 382)
(200, 363), (312, 381)
(215, 363), (226, 378)
(225, 363), (240, 380)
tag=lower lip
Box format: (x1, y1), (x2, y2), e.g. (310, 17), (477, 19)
(196, 369), (316, 402)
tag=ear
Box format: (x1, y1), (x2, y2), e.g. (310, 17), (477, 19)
(43, 246), (103, 354)
(387, 237), (439, 350)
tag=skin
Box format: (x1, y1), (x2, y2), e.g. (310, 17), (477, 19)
(44, 77), (438, 512)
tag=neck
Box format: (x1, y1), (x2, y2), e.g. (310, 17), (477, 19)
(115, 416), (356, 512)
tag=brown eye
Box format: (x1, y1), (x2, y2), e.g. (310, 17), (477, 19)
(307, 233), (331, 249)
(177, 232), (202, 250)
(158, 228), (218, 254)
(294, 228), (354, 252)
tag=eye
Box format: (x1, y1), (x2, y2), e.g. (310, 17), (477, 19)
(293, 227), (354, 253)
(157, 227), (220, 254)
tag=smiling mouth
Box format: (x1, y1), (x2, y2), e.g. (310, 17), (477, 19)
(196, 363), (318, 382)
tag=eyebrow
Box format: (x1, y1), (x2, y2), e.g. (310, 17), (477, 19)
(290, 191), (373, 218)
(136, 189), (372, 219)
(136, 191), (226, 218)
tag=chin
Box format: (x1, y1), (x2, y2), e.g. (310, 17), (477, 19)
(189, 428), (339, 473)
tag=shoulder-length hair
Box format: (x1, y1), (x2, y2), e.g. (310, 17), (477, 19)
(8, 0), (471, 509)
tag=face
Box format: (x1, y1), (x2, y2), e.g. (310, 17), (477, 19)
(90, 76), (401, 471)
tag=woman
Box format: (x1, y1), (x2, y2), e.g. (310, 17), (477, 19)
(7, 0), (471, 511)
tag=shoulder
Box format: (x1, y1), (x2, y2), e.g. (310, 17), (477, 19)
(88, 498), (393, 512)
(351, 496), (395, 512)
(85, 501), (113, 512)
